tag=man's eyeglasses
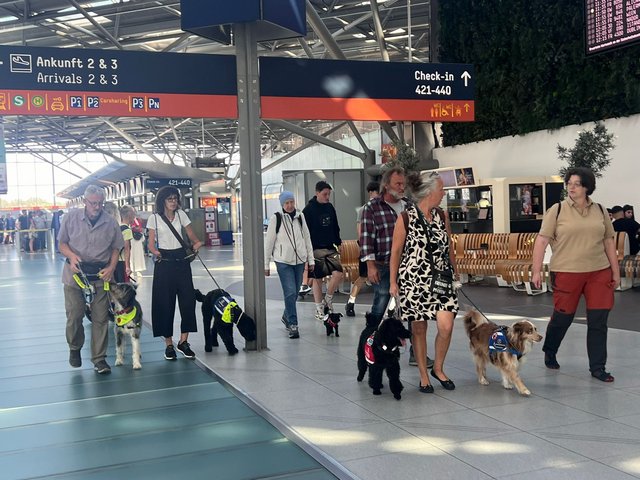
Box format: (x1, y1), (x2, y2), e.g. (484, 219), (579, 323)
(85, 199), (104, 208)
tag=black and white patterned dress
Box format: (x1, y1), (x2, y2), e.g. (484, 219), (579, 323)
(398, 205), (459, 322)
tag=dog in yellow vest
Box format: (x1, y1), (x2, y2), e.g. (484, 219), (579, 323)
(110, 282), (143, 369)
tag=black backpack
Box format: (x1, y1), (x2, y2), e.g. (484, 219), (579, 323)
(275, 211), (303, 234)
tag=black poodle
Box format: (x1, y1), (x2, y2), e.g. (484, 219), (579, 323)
(195, 288), (256, 355)
(367, 316), (412, 400)
(357, 312), (382, 382)
(323, 312), (342, 336)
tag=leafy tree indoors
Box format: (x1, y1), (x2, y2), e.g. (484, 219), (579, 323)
(557, 122), (615, 178)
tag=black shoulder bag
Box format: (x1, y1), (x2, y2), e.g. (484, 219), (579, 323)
(415, 207), (454, 298)
(159, 212), (197, 262)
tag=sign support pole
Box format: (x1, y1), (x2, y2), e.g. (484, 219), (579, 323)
(235, 23), (267, 351)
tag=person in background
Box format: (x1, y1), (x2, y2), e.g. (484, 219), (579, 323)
(147, 186), (203, 361)
(389, 172), (458, 394)
(297, 267), (313, 297)
(623, 204), (635, 221)
(264, 191), (315, 339)
(611, 205), (640, 255)
(104, 202), (131, 283)
(17, 209), (29, 252)
(5, 213), (15, 244)
(33, 210), (47, 250)
(51, 210), (64, 252)
(59, 185), (123, 374)
(27, 211), (36, 253)
(126, 207), (147, 280)
(532, 167), (619, 383)
(345, 181), (380, 317)
(303, 181), (343, 320)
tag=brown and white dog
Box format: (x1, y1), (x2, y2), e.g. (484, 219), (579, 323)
(463, 310), (542, 396)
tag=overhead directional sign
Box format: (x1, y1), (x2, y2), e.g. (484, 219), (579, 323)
(260, 57), (475, 122)
(0, 45), (475, 122)
(0, 45), (237, 118)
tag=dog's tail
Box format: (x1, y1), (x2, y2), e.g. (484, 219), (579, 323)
(194, 289), (205, 303)
(463, 309), (486, 336)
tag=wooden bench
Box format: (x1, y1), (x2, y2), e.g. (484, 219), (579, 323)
(455, 231), (638, 294)
(454, 233), (511, 281)
(494, 233), (544, 295)
(615, 231), (639, 290)
(339, 240), (361, 287)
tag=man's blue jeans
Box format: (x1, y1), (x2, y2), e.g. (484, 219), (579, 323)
(276, 262), (305, 327)
(371, 263), (390, 322)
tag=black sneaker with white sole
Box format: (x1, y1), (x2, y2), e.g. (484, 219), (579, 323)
(164, 345), (177, 361)
(288, 326), (300, 339)
(281, 314), (291, 331)
(345, 302), (355, 317)
(94, 360), (111, 374)
(177, 341), (196, 359)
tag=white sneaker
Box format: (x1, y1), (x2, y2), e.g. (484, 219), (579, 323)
(315, 310), (325, 321)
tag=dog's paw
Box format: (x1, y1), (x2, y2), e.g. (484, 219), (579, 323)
(502, 383), (514, 390)
(204, 345), (212, 352)
(115, 358), (124, 366)
(228, 348), (239, 355)
(394, 393), (402, 400)
(335, 332), (339, 337)
(357, 373), (365, 382)
(479, 377), (489, 385)
(133, 362), (142, 370)
(372, 389), (381, 395)
(519, 388), (531, 396)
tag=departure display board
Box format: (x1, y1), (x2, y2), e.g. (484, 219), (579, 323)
(585, 0), (640, 54)
(0, 45), (237, 118)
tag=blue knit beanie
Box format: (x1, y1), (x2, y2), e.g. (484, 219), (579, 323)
(279, 191), (295, 206)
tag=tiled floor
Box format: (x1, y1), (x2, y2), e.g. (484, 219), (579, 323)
(4, 239), (640, 479)
(181, 240), (640, 480)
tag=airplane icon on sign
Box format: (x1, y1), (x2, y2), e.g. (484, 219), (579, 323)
(10, 54), (32, 73)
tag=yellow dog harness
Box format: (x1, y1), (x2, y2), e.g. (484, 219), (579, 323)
(114, 306), (138, 327)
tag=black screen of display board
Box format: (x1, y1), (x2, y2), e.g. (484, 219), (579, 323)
(585, 0), (640, 54)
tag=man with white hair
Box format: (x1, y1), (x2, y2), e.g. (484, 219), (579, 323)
(58, 185), (123, 374)
(360, 166), (433, 368)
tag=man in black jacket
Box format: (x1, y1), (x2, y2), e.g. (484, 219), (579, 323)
(611, 205), (640, 255)
(303, 181), (343, 320)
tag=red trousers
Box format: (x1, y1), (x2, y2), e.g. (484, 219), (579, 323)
(543, 268), (614, 373)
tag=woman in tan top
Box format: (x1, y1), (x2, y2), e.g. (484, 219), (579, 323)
(531, 167), (620, 382)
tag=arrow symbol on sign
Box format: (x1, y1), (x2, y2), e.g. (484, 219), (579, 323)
(461, 71), (471, 87)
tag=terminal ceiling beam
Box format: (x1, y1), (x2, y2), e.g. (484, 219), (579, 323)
(305, 0), (399, 144)
(370, 0), (390, 62)
(146, 119), (175, 164)
(261, 122), (346, 174)
(101, 118), (165, 164)
(68, 0), (125, 50)
(270, 119), (365, 159)
(167, 118), (190, 166)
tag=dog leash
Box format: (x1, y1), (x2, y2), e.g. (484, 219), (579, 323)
(196, 254), (222, 290)
(456, 285), (492, 322)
